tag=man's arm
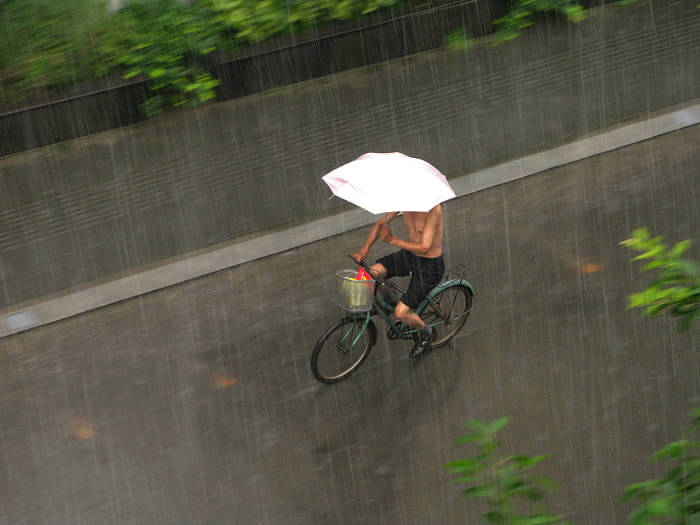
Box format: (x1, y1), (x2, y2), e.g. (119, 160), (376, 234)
(379, 209), (439, 256)
(354, 212), (399, 261)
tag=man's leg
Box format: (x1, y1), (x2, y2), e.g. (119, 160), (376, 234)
(394, 301), (434, 358)
(369, 263), (387, 280)
(394, 301), (424, 330)
(397, 255), (443, 357)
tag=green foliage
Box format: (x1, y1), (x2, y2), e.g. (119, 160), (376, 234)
(493, 0), (586, 43)
(491, 0), (646, 43)
(447, 413), (699, 524)
(209, 0), (401, 43)
(0, 0), (660, 113)
(620, 228), (700, 331)
(98, 0), (222, 115)
(0, 0), (112, 101)
(620, 409), (700, 524)
(0, 0), (403, 113)
(445, 418), (574, 524)
(444, 29), (475, 52)
(446, 235), (697, 523)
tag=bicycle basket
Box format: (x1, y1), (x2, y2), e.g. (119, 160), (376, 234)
(336, 269), (375, 312)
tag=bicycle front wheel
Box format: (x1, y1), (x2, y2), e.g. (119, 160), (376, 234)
(419, 284), (473, 348)
(311, 317), (376, 384)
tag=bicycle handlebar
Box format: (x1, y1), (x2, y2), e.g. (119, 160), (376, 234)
(346, 255), (403, 294)
(348, 254), (371, 273)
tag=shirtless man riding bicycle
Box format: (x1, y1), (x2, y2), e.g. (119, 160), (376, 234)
(353, 204), (445, 358)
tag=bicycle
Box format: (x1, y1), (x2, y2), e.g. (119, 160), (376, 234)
(310, 256), (474, 384)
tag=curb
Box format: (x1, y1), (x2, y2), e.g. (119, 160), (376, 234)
(1, 103), (698, 338)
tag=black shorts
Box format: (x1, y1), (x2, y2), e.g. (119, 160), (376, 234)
(375, 250), (445, 310)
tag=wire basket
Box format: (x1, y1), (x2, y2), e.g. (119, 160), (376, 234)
(336, 269), (375, 312)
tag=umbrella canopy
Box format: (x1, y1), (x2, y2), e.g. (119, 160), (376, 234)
(322, 152), (456, 215)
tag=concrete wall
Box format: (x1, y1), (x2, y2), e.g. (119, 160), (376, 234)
(0, 0), (698, 309)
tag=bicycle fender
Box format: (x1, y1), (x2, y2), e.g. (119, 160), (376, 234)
(417, 279), (474, 313)
(430, 279), (474, 297)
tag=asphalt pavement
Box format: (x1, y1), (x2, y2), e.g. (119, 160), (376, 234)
(0, 126), (698, 524)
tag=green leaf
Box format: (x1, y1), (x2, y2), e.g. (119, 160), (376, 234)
(642, 260), (666, 271)
(632, 228), (650, 241)
(148, 68), (167, 79)
(564, 5), (586, 22)
(676, 259), (700, 278)
(465, 420), (490, 432)
(464, 484), (494, 498)
(521, 486), (545, 501)
(647, 496), (675, 516)
(513, 455), (548, 469)
(644, 302), (674, 316)
(669, 240), (691, 258)
(647, 276), (682, 289)
(482, 511), (506, 524)
(454, 433), (482, 444)
(463, 419), (505, 444)
(444, 29), (475, 52)
(633, 246), (665, 260)
(445, 458), (480, 474)
(620, 480), (660, 503)
(652, 440), (693, 461)
(487, 417), (510, 434)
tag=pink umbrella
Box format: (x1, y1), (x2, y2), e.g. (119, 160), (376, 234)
(322, 152), (456, 215)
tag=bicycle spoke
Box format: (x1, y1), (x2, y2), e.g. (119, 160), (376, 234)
(312, 317), (373, 382)
(419, 285), (472, 347)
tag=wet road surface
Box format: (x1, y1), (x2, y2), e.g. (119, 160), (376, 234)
(1, 127), (698, 524)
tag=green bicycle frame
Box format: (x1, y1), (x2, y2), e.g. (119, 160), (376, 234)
(370, 278), (474, 339)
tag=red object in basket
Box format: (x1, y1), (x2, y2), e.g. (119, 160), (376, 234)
(355, 267), (372, 280)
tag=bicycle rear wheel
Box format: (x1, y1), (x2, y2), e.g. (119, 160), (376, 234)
(419, 284), (473, 347)
(311, 317), (376, 384)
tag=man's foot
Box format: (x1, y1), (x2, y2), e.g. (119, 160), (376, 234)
(409, 327), (435, 359)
